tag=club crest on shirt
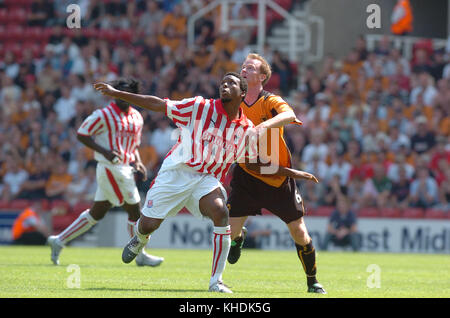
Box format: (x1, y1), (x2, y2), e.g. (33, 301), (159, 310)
(147, 200), (153, 208)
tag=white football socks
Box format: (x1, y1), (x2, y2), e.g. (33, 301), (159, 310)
(57, 210), (97, 245)
(134, 218), (150, 245)
(210, 225), (231, 286)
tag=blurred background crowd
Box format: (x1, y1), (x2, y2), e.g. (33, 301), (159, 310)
(0, 0), (449, 220)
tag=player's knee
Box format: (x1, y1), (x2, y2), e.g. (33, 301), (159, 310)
(210, 205), (229, 227)
(288, 219), (310, 243)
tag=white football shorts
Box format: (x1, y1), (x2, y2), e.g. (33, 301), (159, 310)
(141, 165), (227, 219)
(95, 162), (140, 207)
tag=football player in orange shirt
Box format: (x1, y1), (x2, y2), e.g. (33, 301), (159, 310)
(227, 53), (326, 294)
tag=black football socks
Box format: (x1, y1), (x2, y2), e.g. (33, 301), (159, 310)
(295, 241), (318, 287)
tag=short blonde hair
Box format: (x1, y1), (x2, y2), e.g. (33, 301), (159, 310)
(246, 53), (272, 86)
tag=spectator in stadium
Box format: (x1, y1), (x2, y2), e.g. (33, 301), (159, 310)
(410, 71), (438, 107)
(306, 92), (331, 125)
(322, 173), (347, 207)
(54, 85), (77, 124)
(409, 167), (439, 209)
(47, 78), (163, 268)
(2, 156), (29, 200)
(322, 195), (360, 251)
(138, 0), (165, 36)
(28, 0), (55, 27)
(12, 202), (50, 245)
(149, 117), (176, 159)
(361, 162), (392, 209)
(389, 165), (411, 210)
(160, 3), (187, 38)
(16, 153), (50, 200)
(44, 159), (72, 201)
(301, 128), (329, 164)
(65, 165), (97, 206)
(387, 153), (415, 183)
(242, 217), (272, 249)
(272, 50), (292, 96)
(410, 115), (436, 155)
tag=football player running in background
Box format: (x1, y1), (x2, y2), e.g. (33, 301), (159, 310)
(47, 78), (164, 268)
(227, 53), (327, 294)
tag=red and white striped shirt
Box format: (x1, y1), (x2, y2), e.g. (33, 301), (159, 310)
(77, 102), (144, 165)
(162, 96), (256, 183)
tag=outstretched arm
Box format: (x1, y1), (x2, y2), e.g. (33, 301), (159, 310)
(245, 162), (319, 183)
(256, 110), (297, 130)
(94, 82), (166, 113)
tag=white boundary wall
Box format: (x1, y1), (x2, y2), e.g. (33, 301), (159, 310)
(100, 212), (450, 254)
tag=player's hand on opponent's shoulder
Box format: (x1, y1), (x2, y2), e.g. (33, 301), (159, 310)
(94, 82), (119, 97)
(294, 171), (319, 183)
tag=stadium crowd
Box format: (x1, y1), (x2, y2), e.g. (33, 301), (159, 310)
(0, 0), (449, 220)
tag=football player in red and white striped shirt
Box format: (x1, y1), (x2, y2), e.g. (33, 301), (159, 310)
(94, 72), (256, 293)
(47, 78), (163, 267)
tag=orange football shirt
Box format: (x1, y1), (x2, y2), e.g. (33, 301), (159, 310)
(239, 90), (301, 187)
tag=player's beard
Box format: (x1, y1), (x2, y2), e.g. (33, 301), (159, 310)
(221, 97), (232, 103)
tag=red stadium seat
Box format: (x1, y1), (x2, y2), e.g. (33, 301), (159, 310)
(0, 25), (6, 42)
(0, 9), (8, 24)
(82, 27), (98, 38)
(117, 29), (133, 43)
(71, 202), (91, 215)
(358, 207), (380, 218)
(312, 206), (335, 217)
(0, 200), (11, 209)
(264, 73), (280, 91)
(50, 200), (71, 214)
(379, 208), (402, 218)
(402, 208), (425, 219)
(424, 209), (447, 219)
(8, 199), (31, 210)
(51, 212), (79, 234)
(6, 25), (25, 42)
(9, 8), (27, 25)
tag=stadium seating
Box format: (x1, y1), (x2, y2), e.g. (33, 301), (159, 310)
(379, 208), (402, 218)
(357, 207), (381, 218)
(401, 208), (425, 219)
(264, 73), (281, 91)
(51, 212), (79, 235)
(50, 200), (71, 214)
(424, 209), (448, 219)
(71, 202), (92, 215)
(0, 200), (11, 210)
(8, 199), (31, 210)
(309, 206), (334, 217)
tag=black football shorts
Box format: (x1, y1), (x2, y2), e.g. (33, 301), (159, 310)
(227, 165), (305, 224)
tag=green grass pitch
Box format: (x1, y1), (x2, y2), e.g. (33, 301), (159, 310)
(0, 246), (449, 298)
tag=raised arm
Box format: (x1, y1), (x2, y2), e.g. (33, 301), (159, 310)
(94, 82), (166, 113)
(245, 162), (319, 183)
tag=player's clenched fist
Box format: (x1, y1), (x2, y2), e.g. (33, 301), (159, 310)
(94, 82), (119, 97)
